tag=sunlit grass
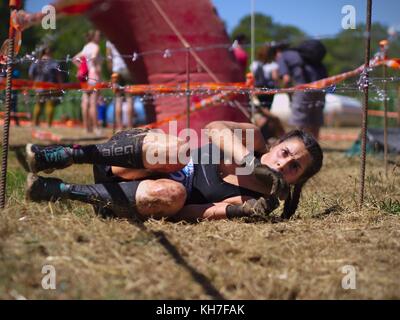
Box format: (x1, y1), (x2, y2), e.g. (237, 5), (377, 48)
(0, 126), (399, 299)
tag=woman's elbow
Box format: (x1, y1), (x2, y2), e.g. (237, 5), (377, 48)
(205, 121), (224, 130)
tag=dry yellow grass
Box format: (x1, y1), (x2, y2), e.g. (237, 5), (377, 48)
(0, 126), (399, 300)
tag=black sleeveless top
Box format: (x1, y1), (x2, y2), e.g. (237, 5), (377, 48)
(186, 144), (264, 204)
(93, 143), (264, 205)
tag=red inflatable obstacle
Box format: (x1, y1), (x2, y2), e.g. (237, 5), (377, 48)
(88, 0), (249, 134)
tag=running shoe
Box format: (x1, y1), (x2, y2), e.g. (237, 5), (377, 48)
(26, 143), (74, 174)
(25, 173), (65, 202)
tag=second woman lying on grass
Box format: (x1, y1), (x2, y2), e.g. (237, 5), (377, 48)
(25, 121), (323, 221)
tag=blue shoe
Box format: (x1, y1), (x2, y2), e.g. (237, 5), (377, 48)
(25, 173), (65, 202)
(26, 143), (74, 174)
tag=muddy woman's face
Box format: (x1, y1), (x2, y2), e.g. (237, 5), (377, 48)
(260, 138), (312, 184)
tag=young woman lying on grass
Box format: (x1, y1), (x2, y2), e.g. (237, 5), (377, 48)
(24, 121), (323, 222)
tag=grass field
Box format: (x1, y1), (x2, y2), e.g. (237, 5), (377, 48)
(0, 125), (399, 300)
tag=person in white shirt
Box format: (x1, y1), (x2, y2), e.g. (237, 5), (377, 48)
(249, 44), (279, 111)
(250, 44), (285, 142)
(106, 41), (134, 130)
(73, 30), (102, 135)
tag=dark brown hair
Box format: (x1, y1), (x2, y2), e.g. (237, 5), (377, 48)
(86, 30), (100, 42)
(39, 46), (52, 58)
(277, 130), (323, 219)
(256, 44), (276, 64)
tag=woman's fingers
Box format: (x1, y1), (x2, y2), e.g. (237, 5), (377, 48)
(254, 164), (289, 199)
(242, 196), (280, 217)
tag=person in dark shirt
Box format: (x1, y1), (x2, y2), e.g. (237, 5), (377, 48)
(0, 67), (20, 126)
(250, 44), (285, 142)
(250, 44), (279, 111)
(28, 47), (62, 127)
(11, 69), (20, 126)
(276, 45), (327, 140)
(0, 68), (20, 126)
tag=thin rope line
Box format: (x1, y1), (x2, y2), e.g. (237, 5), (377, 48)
(150, 0), (220, 82)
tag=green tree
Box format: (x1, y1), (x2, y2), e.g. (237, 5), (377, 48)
(31, 16), (91, 61)
(30, 15), (93, 81)
(231, 13), (305, 49)
(231, 14), (400, 78)
(322, 22), (400, 76)
(1, 2), (98, 80)
(1, 1), (37, 55)
(0, 1), (10, 43)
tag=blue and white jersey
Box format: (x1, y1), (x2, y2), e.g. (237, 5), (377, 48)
(168, 158), (194, 195)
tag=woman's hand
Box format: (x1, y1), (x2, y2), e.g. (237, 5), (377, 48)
(254, 164), (289, 200)
(241, 154), (289, 200)
(226, 196), (280, 219)
(72, 53), (82, 67)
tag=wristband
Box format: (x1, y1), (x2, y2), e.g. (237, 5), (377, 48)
(225, 204), (246, 219)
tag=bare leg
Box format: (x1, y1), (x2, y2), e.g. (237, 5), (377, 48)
(26, 129), (190, 174)
(81, 92), (89, 132)
(45, 99), (55, 128)
(141, 132), (190, 172)
(32, 101), (43, 127)
(125, 94), (134, 128)
(89, 91), (99, 132)
(102, 131), (191, 180)
(135, 179), (186, 218)
(115, 94), (123, 130)
(26, 174), (187, 219)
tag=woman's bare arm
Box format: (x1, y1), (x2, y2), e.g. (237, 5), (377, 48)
(171, 196), (252, 222)
(92, 45), (101, 74)
(272, 69), (279, 82)
(106, 46), (113, 72)
(172, 203), (229, 221)
(204, 121), (268, 163)
(72, 51), (83, 67)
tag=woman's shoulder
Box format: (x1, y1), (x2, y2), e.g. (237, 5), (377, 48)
(82, 42), (99, 52)
(250, 60), (261, 72)
(263, 61), (279, 72)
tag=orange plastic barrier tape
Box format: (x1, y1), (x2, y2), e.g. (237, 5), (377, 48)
(0, 79), (111, 91)
(2, 58), (398, 93)
(320, 132), (359, 141)
(368, 109), (399, 119)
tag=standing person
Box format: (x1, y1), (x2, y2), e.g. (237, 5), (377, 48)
(73, 30), (102, 134)
(106, 40), (134, 129)
(11, 69), (20, 126)
(250, 44), (285, 142)
(0, 68), (19, 126)
(29, 47), (63, 128)
(232, 34), (248, 77)
(276, 40), (328, 140)
(250, 44), (279, 111)
(96, 94), (108, 128)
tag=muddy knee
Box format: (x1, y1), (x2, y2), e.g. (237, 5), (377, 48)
(136, 179), (186, 218)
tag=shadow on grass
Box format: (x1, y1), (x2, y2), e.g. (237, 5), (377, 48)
(133, 221), (225, 300)
(311, 204), (343, 219)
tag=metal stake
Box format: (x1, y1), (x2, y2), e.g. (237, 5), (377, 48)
(358, 0), (373, 210)
(185, 47), (191, 132)
(0, 2), (18, 209)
